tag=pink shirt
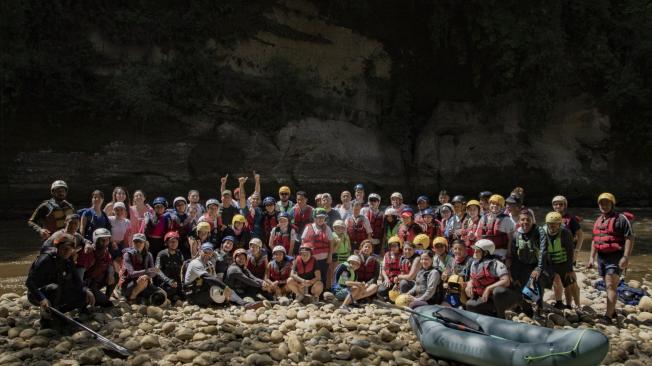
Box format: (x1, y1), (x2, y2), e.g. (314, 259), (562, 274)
(130, 205), (153, 234)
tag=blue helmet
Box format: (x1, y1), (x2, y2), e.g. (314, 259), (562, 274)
(277, 212), (291, 220)
(422, 208), (434, 217)
(522, 281), (540, 304)
(263, 196), (276, 206)
(354, 183), (365, 191)
(152, 197), (168, 208)
(222, 235), (235, 243)
(416, 195), (429, 203)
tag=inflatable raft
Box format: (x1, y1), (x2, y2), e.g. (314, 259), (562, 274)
(410, 305), (609, 366)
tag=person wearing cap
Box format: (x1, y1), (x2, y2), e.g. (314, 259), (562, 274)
(301, 208), (333, 285)
(223, 214), (252, 250)
(76, 228), (115, 307)
(461, 200), (482, 256)
(360, 193), (384, 254)
(155, 231), (185, 301)
(478, 191), (493, 215)
(403, 251), (444, 308)
(474, 194), (515, 260)
(26, 234), (95, 329)
(398, 208), (423, 244)
(226, 248), (274, 300)
(382, 207), (401, 251)
(414, 195), (431, 223)
(290, 191), (314, 238)
(352, 183), (366, 207)
(80, 190), (112, 242)
(108, 201), (133, 270)
(336, 191), (353, 220)
(551, 195), (583, 308)
(465, 239), (520, 318)
(396, 241), (422, 293)
(276, 186), (294, 214)
(543, 211), (576, 310)
(320, 193), (342, 229)
(390, 192), (406, 213)
(119, 233), (166, 305)
(29, 180), (76, 241)
(187, 189), (205, 218)
(432, 236), (453, 272)
(378, 236), (403, 300)
(345, 201), (373, 253)
(287, 245), (324, 302)
(246, 238), (268, 280)
(265, 245), (293, 298)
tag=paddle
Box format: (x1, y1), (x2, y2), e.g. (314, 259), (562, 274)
(49, 307), (131, 358)
(372, 300), (507, 340)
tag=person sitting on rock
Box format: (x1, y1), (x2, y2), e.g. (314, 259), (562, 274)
(301, 208), (332, 285)
(401, 251), (444, 308)
(510, 209), (547, 314)
(76, 228), (115, 307)
(396, 242), (421, 293)
(354, 240), (380, 301)
(246, 238), (268, 280)
(334, 255), (376, 310)
(226, 248), (274, 301)
(119, 233), (166, 305)
(377, 236), (403, 300)
(26, 234), (95, 329)
(215, 236), (235, 279)
(222, 214), (252, 250)
(155, 231), (185, 302)
(265, 245), (293, 298)
(441, 240), (473, 307)
(544, 211), (577, 310)
(286, 245), (324, 302)
(465, 239), (520, 318)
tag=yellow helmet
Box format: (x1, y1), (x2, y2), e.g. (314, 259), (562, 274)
(466, 199), (481, 209)
(413, 234), (431, 249)
(387, 236), (402, 246)
(388, 288), (401, 302)
(196, 222), (211, 232)
(432, 236), (448, 248)
(597, 192), (616, 205)
(279, 186), (291, 195)
(232, 214), (247, 225)
(395, 294), (412, 307)
(489, 194), (505, 207)
(545, 211), (563, 224)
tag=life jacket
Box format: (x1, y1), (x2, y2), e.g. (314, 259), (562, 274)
(414, 267), (443, 303)
(561, 214), (580, 232)
(292, 205), (313, 231)
(336, 262), (356, 288)
(355, 254), (378, 282)
(422, 220), (442, 240)
(43, 199), (75, 234)
(470, 258), (500, 298)
(592, 212), (627, 253)
(383, 251), (402, 280)
(461, 216), (480, 254)
(262, 213), (278, 244)
(295, 256), (316, 280)
(398, 223), (421, 244)
(268, 257), (292, 283)
(515, 226), (541, 265)
(199, 213), (222, 232)
(272, 225), (296, 254)
(384, 221), (399, 244)
(347, 216), (368, 245)
(332, 232), (351, 263)
(479, 214), (509, 249)
(400, 253), (418, 275)
(119, 249), (149, 285)
(84, 249), (112, 284)
(246, 253), (267, 279)
(546, 231), (568, 264)
(366, 209), (384, 241)
(303, 224), (330, 259)
(146, 213), (169, 238)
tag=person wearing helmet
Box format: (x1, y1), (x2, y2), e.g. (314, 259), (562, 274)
(332, 255), (361, 303)
(28, 180), (76, 241)
(226, 248), (274, 300)
(543, 211), (576, 310)
(198, 198), (224, 233)
(397, 242), (421, 293)
(80, 190), (112, 242)
(441, 240), (473, 307)
(168, 197), (193, 259)
(141, 196), (173, 259)
(265, 246), (293, 298)
(336, 191), (353, 220)
(130, 190), (154, 239)
(155, 231), (185, 301)
(287, 245), (324, 302)
(398, 208), (423, 244)
(451, 195), (467, 220)
(314, 193), (323, 208)
(390, 192), (406, 213)
(352, 183), (366, 207)
(301, 208), (332, 285)
(119, 234), (166, 305)
(222, 214), (252, 250)
(465, 239), (519, 318)
(474, 194), (515, 260)
(461, 200), (482, 256)
(320, 193), (342, 228)
(419, 208), (443, 241)
(290, 191), (314, 238)
(439, 203), (458, 243)
(26, 234), (95, 329)
(330, 219), (351, 284)
(269, 212), (298, 257)
(277, 186), (294, 214)
(414, 195), (431, 222)
(551, 195), (583, 308)
(346, 201), (373, 253)
(478, 191), (493, 215)
(432, 237), (453, 272)
(360, 193), (384, 254)
(246, 238), (268, 280)
(381, 207), (399, 249)
(188, 221), (215, 258)
(76, 228), (115, 307)
(403, 251), (444, 308)
(104, 187), (131, 218)
(378, 236), (403, 300)
(187, 189), (205, 218)
(412, 233), (431, 253)
(260, 196), (279, 249)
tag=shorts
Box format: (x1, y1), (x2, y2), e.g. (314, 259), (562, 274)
(551, 262), (575, 287)
(598, 251), (624, 277)
(335, 288), (350, 301)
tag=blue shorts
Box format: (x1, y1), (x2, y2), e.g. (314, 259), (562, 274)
(334, 288), (349, 301)
(597, 251), (624, 277)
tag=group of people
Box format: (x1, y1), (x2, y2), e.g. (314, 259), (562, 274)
(26, 175), (634, 329)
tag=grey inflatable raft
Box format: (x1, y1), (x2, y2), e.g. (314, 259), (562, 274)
(410, 305), (609, 366)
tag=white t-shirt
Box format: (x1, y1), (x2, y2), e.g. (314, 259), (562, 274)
(109, 216), (131, 243)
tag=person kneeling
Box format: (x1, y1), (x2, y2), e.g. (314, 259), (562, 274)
(226, 248), (274, 301)
(335, 255), (378, 310)
(287, 245), (323, 302)
(398, 251), (443, 308)
(119, 234), (167, 306)
(156, 231), (185, 302)
(76, 228), (115, 307)
(265, 246), (293, 299)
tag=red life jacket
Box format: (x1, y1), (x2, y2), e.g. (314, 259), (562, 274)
(347, 216), (368, 245)
(292, 205), (313, 232)
(398, 223), (421, 244)
(268, 258), (292, 283)
(272, 226), (295, 253)
(43, 199), (75, 233)
(423, 221), (442, 240)
(479, 214), (509, 249)
(470, 259), (499, 298)
(383, 251), (402, 280)
(200, 213), (222, 232)
(303, 224), (330, 258)
(262, 213), (278, 243)
(592, 212), (626, 253)
(246, 253), (267, 279)
(355, 254), (378, 282)
(295, 256), (316, 280)
(366, 209), (384, 241)
(462, 216), (480, 255)
(400, 253), (418, 275)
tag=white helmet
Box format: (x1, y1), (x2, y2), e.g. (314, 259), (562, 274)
(384, 207), (398, 216)
(210, 286), (226, 304)
(92, 228), (112, 244)
(347, 255), (361, 264)
(473, 239), (495, 255)
(551, 195), (568, 205)
(272, 245), (286, 254)
(249, 238), (263, 247)
(333, 220), (346, 228)
(51, 180), (68, 192)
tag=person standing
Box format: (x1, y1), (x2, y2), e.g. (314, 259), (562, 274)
(29, 180), (75, 241)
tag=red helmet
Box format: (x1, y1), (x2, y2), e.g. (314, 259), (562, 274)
(164, 231), (180, 242)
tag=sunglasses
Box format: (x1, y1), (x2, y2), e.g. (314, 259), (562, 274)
(280, 193), (289, 196)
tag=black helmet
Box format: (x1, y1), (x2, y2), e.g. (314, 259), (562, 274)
(479, 191), (492, 199)
(451, 195), (466, 204)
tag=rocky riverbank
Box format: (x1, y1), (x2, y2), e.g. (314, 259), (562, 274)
(0, 264), (651, 366)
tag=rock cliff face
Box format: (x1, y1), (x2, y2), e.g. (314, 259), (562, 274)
(2, 0), (650, 215)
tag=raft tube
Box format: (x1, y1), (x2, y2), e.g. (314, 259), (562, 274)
(410, 305), (609, 366)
